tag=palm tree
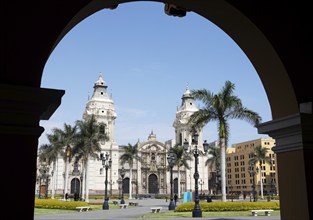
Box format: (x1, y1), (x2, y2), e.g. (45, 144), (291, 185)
(188, 80), (262, 202)
(74, 114), (105, 202)
(205, 145), (221, 194)
(249, 145), (271, 199)
(171, 144), (192, 198)
(52, 123), (77, 199)
(205, 145), (220, 169)
(37, 131), (62, 199)
(119, 143), (141, 199)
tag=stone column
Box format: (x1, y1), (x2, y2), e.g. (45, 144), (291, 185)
(258, 111), (312, 220)
(0, 84), (64, 220)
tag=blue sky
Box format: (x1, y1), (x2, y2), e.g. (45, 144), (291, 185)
(39, 2), (271, 147)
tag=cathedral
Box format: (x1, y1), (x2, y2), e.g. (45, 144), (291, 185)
(36, 74), (210, 199)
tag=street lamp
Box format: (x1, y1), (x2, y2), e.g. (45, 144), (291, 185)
(100, 152), (112, 210)
(167, 148), (177, 210)
(199, 179), (203, 195)
(183, 131), (209, 218)
(120, 167), (126, 204)
(215, 169), (220, 195)
(249, 161), (259, 202)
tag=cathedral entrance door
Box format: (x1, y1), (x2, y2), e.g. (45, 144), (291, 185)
(174, 178), (178, 194)
(70, 178), (80, 200)
(123, 177), (130, 194)
(148, 174), (158, 194)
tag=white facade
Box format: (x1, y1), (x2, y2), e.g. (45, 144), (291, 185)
(82, 73), (120, 195)
(172, 87), (209, 193)
(35, 75), (211, 198)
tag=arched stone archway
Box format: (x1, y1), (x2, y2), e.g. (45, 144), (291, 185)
(48, 0), (298, 120)
(2, 1), (312, 219)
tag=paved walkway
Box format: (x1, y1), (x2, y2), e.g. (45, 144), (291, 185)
(34, 199), (281, 220)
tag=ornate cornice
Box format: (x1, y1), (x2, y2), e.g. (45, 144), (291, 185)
(257, 113), (312, 153)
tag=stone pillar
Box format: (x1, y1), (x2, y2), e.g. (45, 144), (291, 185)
(0, 84), (64, 220)
(258, 112), (312, 220)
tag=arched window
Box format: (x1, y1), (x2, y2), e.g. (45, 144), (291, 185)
(99, 123), (106, 134)
(151, 153), (156, 161)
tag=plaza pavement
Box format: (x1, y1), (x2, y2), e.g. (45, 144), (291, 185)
(34, 198), (281, 220)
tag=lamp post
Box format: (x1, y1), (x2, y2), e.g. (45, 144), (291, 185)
(120, 167), (125, 204)
(249, 161), (259, 202)
(118, 179), (121, 199)
(100, 152), (112, 210)
(199, 179), (203, 195)
(167, 148), (177, 210)
(183, 131), (209, 218)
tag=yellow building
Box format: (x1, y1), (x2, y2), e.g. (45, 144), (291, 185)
(226, 138), (278, 199)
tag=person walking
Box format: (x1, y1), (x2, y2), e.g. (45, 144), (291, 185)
(174, 193), (178, 206)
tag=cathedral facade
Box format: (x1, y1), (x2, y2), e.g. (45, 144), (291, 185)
(35, 74), (210, 199)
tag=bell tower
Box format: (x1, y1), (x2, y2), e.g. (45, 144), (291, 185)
(173, 86), (203, 145)
(173, 86), (208, 193)
(83, 73), (119, 193)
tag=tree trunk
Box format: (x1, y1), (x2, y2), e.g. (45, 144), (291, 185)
(85, 157), (90, 202)
(81, 162), (86, 201)
(129, 168), (133, 199)
(220, 138), (227, 202)
(259, 163), (264, 199)
(51, 160), (56, 199)
(64, 156), (70, 199)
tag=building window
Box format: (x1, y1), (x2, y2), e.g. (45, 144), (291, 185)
(100, 124), (106, 134)
(151, 153), (156, 161)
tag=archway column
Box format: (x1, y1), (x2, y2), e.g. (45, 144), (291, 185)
(0, 84), (64, 220)
(258, 111), (312, 220)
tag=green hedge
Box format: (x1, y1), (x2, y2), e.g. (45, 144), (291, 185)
(89, 195), (128, 200)
(175, 201), (280, 212)
(35, 199), (90, 210)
